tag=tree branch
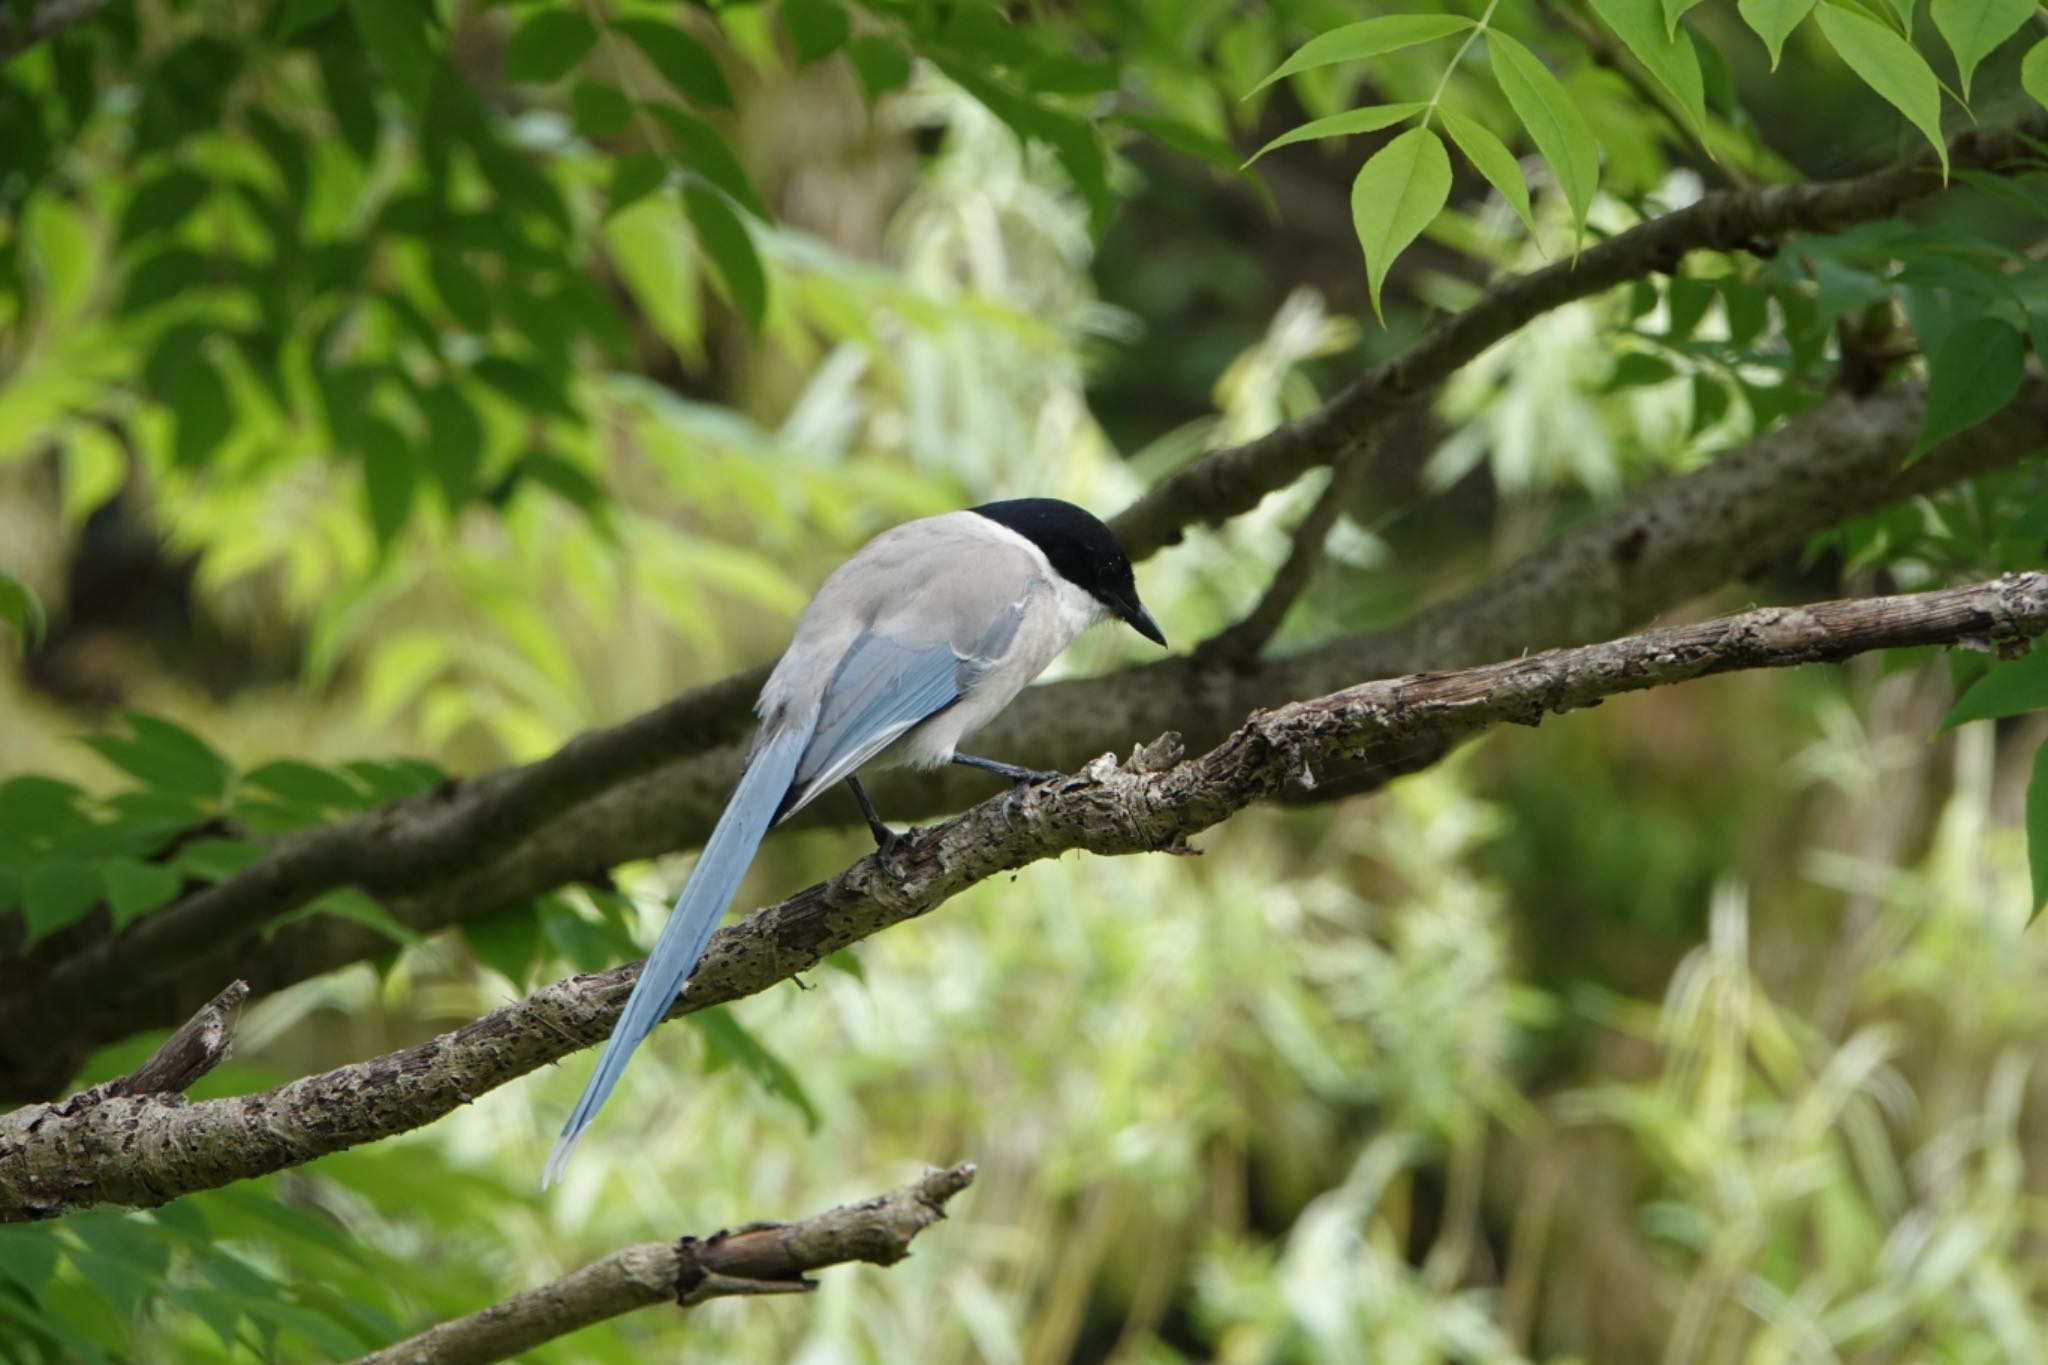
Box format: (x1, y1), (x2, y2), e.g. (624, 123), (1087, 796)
(5, 573), (2045, 1221)
(352, 1164), (974, 1365)
(1193, 460), (1366, 665)
(5, 368), (2044, 1100)
(1104, 118), (2043, 562)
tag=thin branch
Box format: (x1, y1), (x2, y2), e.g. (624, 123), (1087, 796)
(1104, 117), (2045, 562)
(1194, 461), (1366, 666)
(101, 981), (247, 1100)
(5, 368), (2045, 1098)
(5, 573), (2046, 1222)
(353, 1164), (974, 1365)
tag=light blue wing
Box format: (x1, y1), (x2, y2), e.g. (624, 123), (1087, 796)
(778, 629), (972, 817)
(542, 714), (814, 1188)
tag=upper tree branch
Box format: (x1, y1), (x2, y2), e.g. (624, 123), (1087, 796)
(5, 367), (2044, 1100)
(1105, 117), (2043, 561)
(6, 573), (2046, 1221)
(353, 1164), (975, 1365)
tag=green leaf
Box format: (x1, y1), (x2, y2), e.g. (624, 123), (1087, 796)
(462, 900), (540, 988)
(0, 569), (45, 652)
(175, 837), (267, 881)
(1912, 315), (2024, 460)
(1941, 645), (2048, 728)
(1664, 0), (1710, 35)
(1246, 102), (1423, 164)
(427, 248), (491, 331)
(244, 760), (365, 809)
(84, 712), (233, 799)
(692, 1007), (820, 1128)
(347, 0), (437, 115)
(506, 9), (597, 84)
(173, 354), (232, 469)
(1931, 0), (2033, 99)
(1488, 32), (1601, 243)
(613, 18), (731, 108)
(1814, 3), (1948, 174)
(1249, 14), (1474, 94)
(648, 104), (768, 218)
(572, 79), (633, 139)
(2029, 739), (2048, 920)
(24, 859), (100, 941)
(1737, 0), (1817, 68)
(684, 183), (767, 330)
(2023, 35), (2048, 110)
(781, 0), (849, 63)
(0, 776), (85, 846)
(358, 418), (417, 550)
(606, 152), (668, 218)
(1440, 108), (1538, 237)
(1351, 126), (1452, 321)
(848, 35), (912, 99)
(101, 856), (183, 925)
(118, 170), (208, 248)
(1587, 0), (1709, 140)
(419, 386), (483, 511)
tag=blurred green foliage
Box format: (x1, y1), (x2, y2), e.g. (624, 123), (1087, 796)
(8, 0), (2048, 1360)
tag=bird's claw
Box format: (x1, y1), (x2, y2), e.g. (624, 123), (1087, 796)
(871, 827), (914, 882)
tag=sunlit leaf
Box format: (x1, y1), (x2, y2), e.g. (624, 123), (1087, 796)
(1941, 644), (2048, 728)
(1738, 0), (1818, 69)
(1246, 103), (1423, 164)
(1351, 126), (1451, 321)
(1440, 108), (1538, 237)
(1814, 3), (1949, 174)
(1249, 14), (1474, 94)
(2024, 35), (2048, 110)
(1488, 32), (1600, 242)
(1587, 0), (1709, 140)
(1930, 0), (2033, 99)
(1912, 315), (2023, 460)
(684, 183), (767, 330)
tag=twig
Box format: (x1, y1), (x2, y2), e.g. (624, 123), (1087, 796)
(1195, 461), (1366, 665)
(101, 981), (248, 1099)
(6, 572), (2047, 1221)
(354, 1164), (975, 1365)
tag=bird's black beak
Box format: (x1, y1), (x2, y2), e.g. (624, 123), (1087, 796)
(1118, 599), (1167, 648)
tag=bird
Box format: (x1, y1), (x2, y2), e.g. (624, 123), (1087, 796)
(542, 497), (1166, 1186)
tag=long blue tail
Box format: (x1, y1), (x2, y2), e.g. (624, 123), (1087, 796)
(542, 720), (812, 1188)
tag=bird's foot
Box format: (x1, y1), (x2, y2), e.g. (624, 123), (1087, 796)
(871, 825), (914, 882)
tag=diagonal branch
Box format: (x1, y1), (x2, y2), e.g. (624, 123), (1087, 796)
(352, 1164), (975, 1365)
(4, 367), (2044, 1100)
(1105, 117), (2043, 562)
(5, 573), (2045, 1221)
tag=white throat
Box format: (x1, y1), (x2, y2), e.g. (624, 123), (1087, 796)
(975, 517), (1107, 643)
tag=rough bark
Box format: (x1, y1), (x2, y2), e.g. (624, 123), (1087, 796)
(5, 574), (2043, 1222)
(353, 1165), (974, 1365)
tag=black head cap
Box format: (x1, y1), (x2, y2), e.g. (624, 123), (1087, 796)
(970, 497), (1166, 647)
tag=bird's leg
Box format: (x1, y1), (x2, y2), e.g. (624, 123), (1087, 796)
(951, 753), (1062, 785)
(952, 753), (1063, 832)
(845, 776), (910, 881)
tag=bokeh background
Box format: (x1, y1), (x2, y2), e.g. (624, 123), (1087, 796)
(6, 0), (2048, 1360)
